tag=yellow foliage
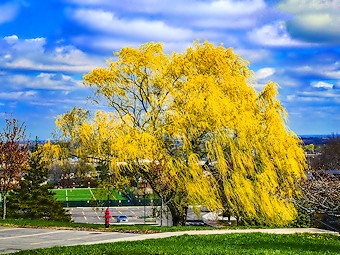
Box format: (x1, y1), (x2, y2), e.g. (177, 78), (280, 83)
(55, 41), (306, 225)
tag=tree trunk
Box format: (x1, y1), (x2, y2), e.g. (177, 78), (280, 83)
(2, 196), (6, 219)
(168, 202), (188, 226)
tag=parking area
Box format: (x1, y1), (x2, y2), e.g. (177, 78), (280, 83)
(69, 206), (157, 225)
(68, 206), (207, 226)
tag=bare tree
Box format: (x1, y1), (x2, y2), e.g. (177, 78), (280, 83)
(0, 119), (29, 219)
(299, 170), (340, 214)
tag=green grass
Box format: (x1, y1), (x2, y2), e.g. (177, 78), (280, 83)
(11, 233), (340, 254)
(93, 188), (127, 200)
(51, 188), (127, 201)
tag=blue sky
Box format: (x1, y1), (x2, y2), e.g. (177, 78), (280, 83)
(0, 0), (339, 139)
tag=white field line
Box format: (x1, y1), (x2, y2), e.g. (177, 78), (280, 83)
(89, 188), (97, 201)
(94, 210), (101, 220)
(65, 189), (68, 202)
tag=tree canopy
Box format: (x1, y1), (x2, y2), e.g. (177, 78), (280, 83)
(55, 41), (306, 225)
(0, 119), (29, 219)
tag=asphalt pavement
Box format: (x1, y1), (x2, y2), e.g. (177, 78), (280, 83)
(0, 227), (140, 254)
(68, 206), (205, 226)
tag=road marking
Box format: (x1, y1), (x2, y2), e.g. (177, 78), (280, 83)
(89, 188), (97, 200)
(31, 241), (50, 245)
(0, 228), (24, 231)
(0, 230), (68, 240)
(83, 209), (88, 223)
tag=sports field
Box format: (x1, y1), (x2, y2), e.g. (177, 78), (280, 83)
(51, 188), (127, 202)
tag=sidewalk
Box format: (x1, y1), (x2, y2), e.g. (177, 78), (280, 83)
(73, 228), (338, 246)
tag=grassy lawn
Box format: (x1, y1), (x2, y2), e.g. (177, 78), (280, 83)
(51, 188), (127, 201)
(11, 232), (340, 254)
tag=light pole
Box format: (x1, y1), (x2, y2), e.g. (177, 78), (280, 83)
(139, 179), (147, 225)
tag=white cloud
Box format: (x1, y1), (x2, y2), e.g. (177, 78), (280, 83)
(286, 89), (340, 104)
(4, 35), (19, 43)
(28, 97), (88, 107)
(67, 0), (266, 16)
(72, 36), (141, 51)
(277, 0), (338, 14)
(277, 0), (340, 43)
(233, 48), (270, 63)
(1, 73), (82, 91)
(73, 35), (234, 54)
(0, 35), (104, 73)
(72, 9), (194, 41)
(191, 18), (255, 29)
(311, 81), (334, 89)
(299, 91), (340, 99)
(0, 90), (38, 100)
(0, 3), (19, 24)
(65, 1), (270, 52)
(192, 0), (265, 16)
(295, 63), (340, 79)
(4, 58), (98, 73)
(248, 22), (314, 47)
(73, 36), (194, 53)
(66, 0), (266, 34)
(255, 67), (275, 79)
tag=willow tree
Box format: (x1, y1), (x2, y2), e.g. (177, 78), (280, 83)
(56, 41), (306, 225)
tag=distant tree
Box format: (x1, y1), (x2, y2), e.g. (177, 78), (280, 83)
(311, 135), (340, 170)
(303, 144), (315, 154)
(48, 162), (63, 186)
(0, 119), (29, 219)
(7, 144), (71, 221)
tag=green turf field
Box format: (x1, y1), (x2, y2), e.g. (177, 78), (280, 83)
(51, 188), (126, 202)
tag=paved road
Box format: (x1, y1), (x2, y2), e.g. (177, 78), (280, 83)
(0, 227), (337, 254)
(0, 227), (140, 254)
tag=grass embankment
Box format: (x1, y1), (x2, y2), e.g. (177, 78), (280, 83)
(0, 218), (275, 233)
(11, 233), (340, 255)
